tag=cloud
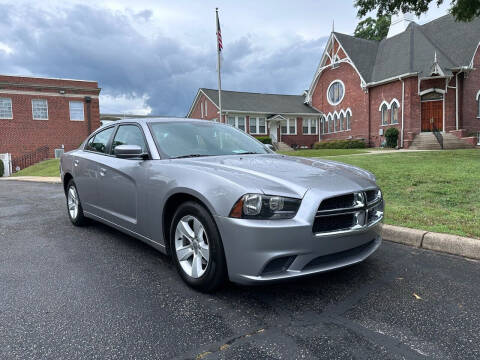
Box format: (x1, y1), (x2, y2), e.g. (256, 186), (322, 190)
(0, 2), (328, 116)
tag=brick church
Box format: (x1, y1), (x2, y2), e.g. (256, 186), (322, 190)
(188, 13), (480, 148)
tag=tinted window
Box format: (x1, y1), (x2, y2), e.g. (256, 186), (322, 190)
(150, 122), (268, 158)
(85, 127), (115, 154)
(111, 125), (147, 154)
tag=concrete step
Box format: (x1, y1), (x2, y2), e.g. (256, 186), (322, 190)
(410, 132), (474, 150)
(276, 142), (293, 151)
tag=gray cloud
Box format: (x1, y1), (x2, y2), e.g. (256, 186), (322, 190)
(0, 3), (327, 116)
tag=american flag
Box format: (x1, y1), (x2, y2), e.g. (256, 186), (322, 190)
(216, 9), (222, 52)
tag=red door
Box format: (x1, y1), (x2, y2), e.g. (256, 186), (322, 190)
(421, 101), (443, 132)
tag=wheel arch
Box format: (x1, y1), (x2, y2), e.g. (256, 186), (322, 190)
(162, 190), (217, 256)
(63, 172), (73, 194)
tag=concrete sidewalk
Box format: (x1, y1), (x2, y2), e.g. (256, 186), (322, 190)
(0, 176), (61, 184)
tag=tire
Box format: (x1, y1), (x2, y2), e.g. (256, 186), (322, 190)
(170, 201), (227, 292)
(66, 179), (87, 226)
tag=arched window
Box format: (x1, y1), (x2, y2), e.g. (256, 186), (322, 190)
(333, 114), (338, 132)
(346, 111), (351, 130)
(321, 116), (325, 134)
(328, 115), (333, 133)
(477, 90), (480, 117)
(381, 104), (388, 125)
(340, 113), (344, 131)
(391, 102), (399, 124)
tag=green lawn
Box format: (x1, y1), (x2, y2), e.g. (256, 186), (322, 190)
(12, 159), (60, 177)
(288, 149), (480, 239)
(278, 148), (370, 157)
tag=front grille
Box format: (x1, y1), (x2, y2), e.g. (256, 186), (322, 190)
(312, 213), (355, 233)
(314, 190), (383, 234)
(303, 240), (376, 270)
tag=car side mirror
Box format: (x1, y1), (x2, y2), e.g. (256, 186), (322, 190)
(265, 144), (275, 152)
(114, 145), (146, 159)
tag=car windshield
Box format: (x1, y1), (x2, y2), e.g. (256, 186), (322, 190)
(150, 121), (270, 158)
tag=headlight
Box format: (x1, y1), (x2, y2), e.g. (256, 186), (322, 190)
(230, 194), (301, 219)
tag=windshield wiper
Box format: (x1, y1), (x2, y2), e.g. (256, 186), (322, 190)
(171, 154), (211, 159)
(234, 151), (260, 155)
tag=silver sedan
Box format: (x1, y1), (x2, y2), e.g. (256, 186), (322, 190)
(60, 118), (384, 292)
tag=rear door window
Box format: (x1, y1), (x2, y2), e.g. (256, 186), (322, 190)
(85, 127), (115, 154)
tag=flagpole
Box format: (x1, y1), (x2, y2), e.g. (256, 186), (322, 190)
(216, 8), (222, 122)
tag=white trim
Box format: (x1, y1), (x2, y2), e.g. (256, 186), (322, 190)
(378, 100), (389, 111)
(476, 90), (480, 100)
(306, 33), (367, 104)
(186, 89), (220, 118)
(401, 78), (405, 146)
(224, 109), (320, 116)
(200, 102), (204, 118)
(419, 88), (445, 96)
(469, 41), (480, 68)
(0, 73), (98, 83)
(389, 98), (400, 109)
(31, 99), (48, 120)
(0, 97), (13, 119)
(455, 73), (459, 130)
(279, 117), (297, 135)
(204, 100), (208, 117)
(366, 72), (418, 88)
(0, 89), (98, 99)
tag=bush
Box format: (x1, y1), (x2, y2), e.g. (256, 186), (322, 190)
(313, 139), (366, 149)
(255, 136), (272, 144)
(385, 127), (399, 148)
(0, 159), (3, 177)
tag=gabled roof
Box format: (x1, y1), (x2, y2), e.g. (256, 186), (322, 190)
(333, 14), (480, 84)
(200, 88), (320, 115)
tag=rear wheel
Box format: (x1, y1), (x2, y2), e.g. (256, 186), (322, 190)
(170, 201), (227, 292)
(66, 180), (87, 226)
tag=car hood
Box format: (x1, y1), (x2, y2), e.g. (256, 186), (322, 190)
(172, 154), (377, 199)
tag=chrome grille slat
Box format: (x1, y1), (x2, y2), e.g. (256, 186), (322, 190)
(313, 190), (383, 235)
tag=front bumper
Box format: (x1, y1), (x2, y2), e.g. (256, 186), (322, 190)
(214, 189), (383, 285)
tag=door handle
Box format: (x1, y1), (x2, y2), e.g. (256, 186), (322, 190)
(99, 168), (106, 177)
(73, 159), (79, 167)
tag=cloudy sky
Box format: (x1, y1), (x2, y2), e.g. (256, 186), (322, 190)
(0, 0), (450, 116)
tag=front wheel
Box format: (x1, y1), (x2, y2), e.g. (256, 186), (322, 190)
(66, 180), (87, 226)
(170, 201), (227, 292)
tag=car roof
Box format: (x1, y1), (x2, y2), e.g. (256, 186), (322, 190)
(113, 117), (219, 125)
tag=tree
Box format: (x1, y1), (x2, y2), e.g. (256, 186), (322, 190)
(355, 0), (480, 22)
(354, 15), (391, 40)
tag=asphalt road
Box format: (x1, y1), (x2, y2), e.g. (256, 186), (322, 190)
(1, 181), (479, 360)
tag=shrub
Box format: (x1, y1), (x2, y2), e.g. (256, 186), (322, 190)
(385, 127), (399, 148)
(313, 139), (366, 149)
(255, 136), (272, 144)
(0, 159), (3, 177)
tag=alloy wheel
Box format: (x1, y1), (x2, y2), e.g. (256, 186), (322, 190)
(67, 186), (79, 220)
(174, 215), (210, 278)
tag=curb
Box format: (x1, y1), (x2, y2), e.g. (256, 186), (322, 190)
(381, 224), (480, 260)
(0, 176), (61, 184)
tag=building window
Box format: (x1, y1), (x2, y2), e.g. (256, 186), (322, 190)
(320, 116), (325, 134)
(391, 102), (399, 124)
(0, 98), (13, 119)
(302, 118), (317, 135)
(227, 116), (246, 132)
(200, 102), (204, 118)
(69, 101), (84, 121)
(333, 114), (339, 132)
(327, 80), (345, 105)
(346, 111), (351, 130)
(32, 99), (48, 120)
(249, 116), (266, 134)
(204, 100), (208, 117)
(339, 113), (344, 131)
(280, 118), (296, 135)
(327, 115), (333, 133)
(381, 103), (388, 125)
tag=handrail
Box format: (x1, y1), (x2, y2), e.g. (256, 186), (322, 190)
(12, 146), (50, 171)
(432, 124), (443, 149)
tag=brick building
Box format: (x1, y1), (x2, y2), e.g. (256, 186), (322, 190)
(188, 14), (480, 149)
(0, 75), (101, 168)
